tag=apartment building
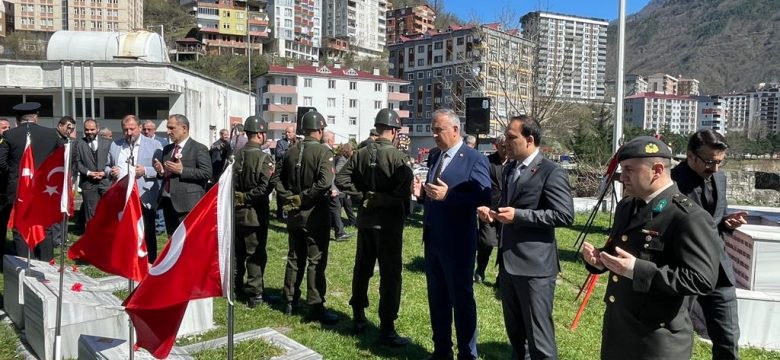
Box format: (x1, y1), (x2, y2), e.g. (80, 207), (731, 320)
(0, 3), (7, 37)
(723, 93), (750, 133)
(646, 73), (677, 95)
(181, 0), (270, 55)
(8, 0), (142, 33)
(624, 92), (698, 135)
(255, 62), (409, 142)
(385, 4), (435, 45)
(322, 0), (388, 58)
(387, 24), (533, 155)
(747, 85), (780, 136)
(696, 95), (726, 134)
(520, 11), (607, 102)
(678, 77), (700, 96)
(267, 0), (321, 60)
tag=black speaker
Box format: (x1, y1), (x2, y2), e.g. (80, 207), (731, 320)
(465, 97), (490, 134)
(296, 106), (317, 135)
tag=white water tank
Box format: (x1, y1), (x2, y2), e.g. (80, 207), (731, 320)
(46, 30), (170, 63)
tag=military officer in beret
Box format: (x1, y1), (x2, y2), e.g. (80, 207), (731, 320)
(358, 128), (379, 149)
(276, 110), (339, 325)
(335, 108), (414, 346)
(582, 136), (721, 360)
(234, 116), (278, 308)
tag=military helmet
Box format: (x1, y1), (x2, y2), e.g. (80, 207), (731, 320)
(374, 108), (401, 129)
(300, 110), (327, 130)
(243, 115), (268, 133)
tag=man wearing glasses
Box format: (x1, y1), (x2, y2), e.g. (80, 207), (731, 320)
(671, 129), (746, 360)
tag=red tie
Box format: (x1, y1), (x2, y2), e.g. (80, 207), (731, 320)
(163, 145), (181, 193)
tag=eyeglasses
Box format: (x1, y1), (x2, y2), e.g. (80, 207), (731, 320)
(695, 153), (726, 168)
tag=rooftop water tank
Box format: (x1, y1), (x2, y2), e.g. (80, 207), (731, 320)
(46, 30), (170, 63)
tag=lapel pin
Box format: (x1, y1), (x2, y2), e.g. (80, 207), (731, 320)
(652, 199), (667, 213)
(640, 229), (659, 236)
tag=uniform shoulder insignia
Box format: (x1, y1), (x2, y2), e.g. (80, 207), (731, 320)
(672, 193), (693, 213)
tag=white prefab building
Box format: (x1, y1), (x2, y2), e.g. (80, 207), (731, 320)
(255, 63), (409, 143)
(0, 60), (254, 145)
(624, 92), (698, 135)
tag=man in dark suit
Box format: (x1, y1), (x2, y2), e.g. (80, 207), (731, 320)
(475, 134), (508, 285)
(0, 102), (60, 260)
(153, 114), (212, 235)
(0, 118), (12, 254)
(582, 136), (720, 360)
(273, 125), (296, 220)
(412, 108), (490, 360)
(141, 120), (170, 147)
(479, 116), (574, 359)
(671, 129), (744, 360)
(75, 119), (111, 222)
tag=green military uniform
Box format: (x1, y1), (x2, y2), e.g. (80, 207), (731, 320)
(275, 111), (336, 320)
(233, 116), (275, 307)
(586, 137), (721, 360)
(335, 109), (413, 344)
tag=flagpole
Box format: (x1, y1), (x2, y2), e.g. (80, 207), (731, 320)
(53, 139), (72, 360)
(127, 141), (136, 360)
(227, 155), (235, 360)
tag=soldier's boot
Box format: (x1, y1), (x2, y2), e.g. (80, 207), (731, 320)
(377, 322), (411, 347)
(285, 299), (299, 316)
(353, 307), (368, 334)
(305, 304), (339, 325)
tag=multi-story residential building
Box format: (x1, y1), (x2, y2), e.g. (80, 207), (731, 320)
(624, 74), (648, 96)
(0, 2), (6, 37)
(696, 95), (726, 134)
(678, 77), (700, 96)
(385, 4), (435, 45)
(7, 0), (142, 33)
(520, 11), (607, 102)
(646, 73), (678, 95)
(267, 0), (321, 60)
(181, 0), (269, 56)
(722, 93), (750, 133)
(624, 92), (698, 135)
(255, 62), (409, 142)
(322, 0), (387, 58)
(387, 23), (533, 155)
(747, 85), (780, 136)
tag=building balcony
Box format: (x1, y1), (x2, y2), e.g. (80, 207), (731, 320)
(396, 109), (410, 118)
(263, 84), (296, 94)
(249, 17), (268, 26)
(262, 104), (296, 112)
(206, 39), (262, 49)
(388, 92), (410, 101)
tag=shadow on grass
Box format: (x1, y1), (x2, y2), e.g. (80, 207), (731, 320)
(405, 212), (424, 229)
(558, 247), (584, 264)
(479, 341), (513, 359)
(404, 256), (425, 273)
(567, 223), (612, 237)
(261, 300), (430, 359)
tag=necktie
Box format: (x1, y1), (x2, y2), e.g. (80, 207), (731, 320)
(163, 145), (181, 193)
(91, 140), (97, 152)
(634, 199), (646, 215)
(433, 153), (449, 181)
(702, 177), (715, 214)
(507, 164), (526, 200)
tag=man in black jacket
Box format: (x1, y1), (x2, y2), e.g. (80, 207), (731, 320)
(0, 102), (60, 260)
(474, 135), (508, 285)
(671, 129), (745, 360)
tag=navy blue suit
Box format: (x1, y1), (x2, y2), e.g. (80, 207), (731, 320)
(423, 144), (491, 359)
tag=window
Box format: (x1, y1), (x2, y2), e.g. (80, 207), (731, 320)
(327, 98), (336, 107)
(407, 85), (414, 93)
(426, 125), (431, 132)
(417, 45), (424, 52)
(375, 83), (382, 92)
(434, 69), (442, 77)
(280, 78), (289, 85)
(328, 79), (336, 89)
(104, 96), (135, 119)
(434, 41), (443, 49)
(434, 56), (442, 63)
(457, 37), (464, 45)
(280, 97), (293, 105)
(417, 72), (424, 79)
(303, 96), (312, 106)
(426, 84), (432, 91)
(304, 78), (312, 87)
(281, 114), (289, 122)
(426, 111), (431, 118)
(349, 99), (357, 108)
(426, 71), (432, 78)
(407, 73), (414, 80)
(349, 117), (357, 125)
(445, 68), (453, 76)
(349, 82), (357, 90)
(327, 115), (335, 124)
(75, 98), (102, 118)
(374, 101), (382, 109)
(416, 125), (423, 132)
(417, 59), (424, 66)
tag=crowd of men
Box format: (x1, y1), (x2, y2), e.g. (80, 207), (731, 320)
(0, 100), (746, 360)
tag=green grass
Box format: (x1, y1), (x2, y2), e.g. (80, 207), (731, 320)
(191, 338), (284, 360)
(2, 212), (780, 359)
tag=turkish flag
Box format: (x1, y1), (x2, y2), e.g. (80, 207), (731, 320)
(123, 163), (233, 359)
(8, 134), (35, 229)
(68, 174), (148, 282)
(14, 144), (72, 249)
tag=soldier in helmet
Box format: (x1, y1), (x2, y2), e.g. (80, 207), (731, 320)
(276, 110), (339, 324)
(335, 108), (414, 346)
(233, 116), (279, 308)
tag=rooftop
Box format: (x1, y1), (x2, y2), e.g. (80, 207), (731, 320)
(625, 92), (696, 100)
(259, 64), (409, 83)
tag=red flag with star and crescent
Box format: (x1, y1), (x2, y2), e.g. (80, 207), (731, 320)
(8, 133), (34, 229)
(68, 173), (148, 282)
(14, 145), (74, 249)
